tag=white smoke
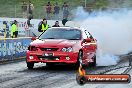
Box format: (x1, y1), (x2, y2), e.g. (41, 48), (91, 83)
(74, 7), (132, 66)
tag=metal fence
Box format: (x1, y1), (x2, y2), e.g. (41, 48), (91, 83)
(0, 4), (78, 20)
(0, 0), (97, 19)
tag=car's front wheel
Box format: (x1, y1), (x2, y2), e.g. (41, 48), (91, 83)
(75, 51), (83, 68)
(27, 62), (34, 69)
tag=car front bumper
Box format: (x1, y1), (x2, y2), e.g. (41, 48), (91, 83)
(26, 51), (78, 64)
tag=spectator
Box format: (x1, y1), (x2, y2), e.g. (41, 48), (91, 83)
(21, 1), (27, 18)
(27, 18), (31, 27)
(26, 17), (32, 37)
(3, 21), (9, 38)
(28, 1), (34, 19)
(38, 18), (49, 33)
(45, 2), (52, 19)
(62, 2), (69, 19)
(53, 2), (60, 20)
(52, 21), (60, 27)
(62, 18), (68, 26)
(11, 20), (18, 38)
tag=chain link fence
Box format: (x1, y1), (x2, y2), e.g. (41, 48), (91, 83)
(0, 3), (83, 20)
(0, 0), (95, 20)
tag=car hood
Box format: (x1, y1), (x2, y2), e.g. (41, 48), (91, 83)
(30, 39), (80, 47)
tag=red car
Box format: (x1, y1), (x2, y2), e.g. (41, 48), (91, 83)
(26, 27), (97, 69)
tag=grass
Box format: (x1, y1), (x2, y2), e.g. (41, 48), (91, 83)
(1, 0), (131, 19)
(0, 0), (83, 18)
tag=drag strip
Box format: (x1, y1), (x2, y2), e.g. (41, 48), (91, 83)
(0, 55), (131, 88)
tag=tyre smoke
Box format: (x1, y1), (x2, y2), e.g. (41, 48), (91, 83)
(74, 7), (132, 66)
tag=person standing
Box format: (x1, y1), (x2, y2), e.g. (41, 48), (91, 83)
(45, 2), (52, 19)
(11, 20), (18, 38)
(28, 1), (34, 19)
(62, 2), (69, 19)
(26, 17), (31, 37)
(38, 18), (49, 34)
(21, 1), (27, 18)
(53, 2), (60, 20)
(3, 21), (9, 38)
(52, 21), (60, 27)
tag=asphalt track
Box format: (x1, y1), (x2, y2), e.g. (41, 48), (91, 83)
(0, 55), (132, 88)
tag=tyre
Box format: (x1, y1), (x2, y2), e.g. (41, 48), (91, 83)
(27, 62), (34, 69)
(75, 51), (83, 68)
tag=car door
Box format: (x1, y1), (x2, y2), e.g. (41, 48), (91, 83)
(82, 30), (97, 65)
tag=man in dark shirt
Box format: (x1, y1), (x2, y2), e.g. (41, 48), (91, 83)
(62, 2), (69, 19)
(54, 2), (60, 20)
(46, 2), (52, 19)
(52, 21), (60, 27)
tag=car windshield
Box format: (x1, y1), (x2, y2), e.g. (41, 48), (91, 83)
(39, 28), (81, 40)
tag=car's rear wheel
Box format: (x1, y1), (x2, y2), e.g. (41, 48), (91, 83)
(75, 51), (83, 68)
(27, 62), (34, 69)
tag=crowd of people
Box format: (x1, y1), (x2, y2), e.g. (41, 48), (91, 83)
(21, 1), (70, 20)
(45, 1), (69, 20)
(2, 18), (68, 38)
(1, 1), (70, 38)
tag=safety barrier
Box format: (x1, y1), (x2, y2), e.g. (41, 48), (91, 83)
(0, 37), (31, 62)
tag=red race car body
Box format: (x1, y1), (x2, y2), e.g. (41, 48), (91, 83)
(26, 27), (97, 69)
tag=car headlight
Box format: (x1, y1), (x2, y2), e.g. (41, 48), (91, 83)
(67, 47), (73, 52)
(62, 48), (67, 52)
(62, 47), (73, 52)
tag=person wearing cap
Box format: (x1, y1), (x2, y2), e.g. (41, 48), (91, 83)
(52, 21), (60, 27)
(11, 20), (18, 38)
(38, 18), (49, 34)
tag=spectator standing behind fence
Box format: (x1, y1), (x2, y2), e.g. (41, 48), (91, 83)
(11, 20), (18, 38)
(21, 1), (27, 18)
(62, 2), (69, 19)
(53, 2), (60, 20)
(46, 2), (52, 20)
(3, 21), (9, 38)
(28, 1), (34, 19)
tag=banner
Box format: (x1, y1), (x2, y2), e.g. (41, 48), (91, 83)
(0, 38), (31, 61)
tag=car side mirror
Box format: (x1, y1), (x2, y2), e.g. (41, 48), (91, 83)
(31, 37), (36, 41)
(83, 38), (92, 43)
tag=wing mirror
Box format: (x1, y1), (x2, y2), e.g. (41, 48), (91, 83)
(31, 37), (36, 41)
